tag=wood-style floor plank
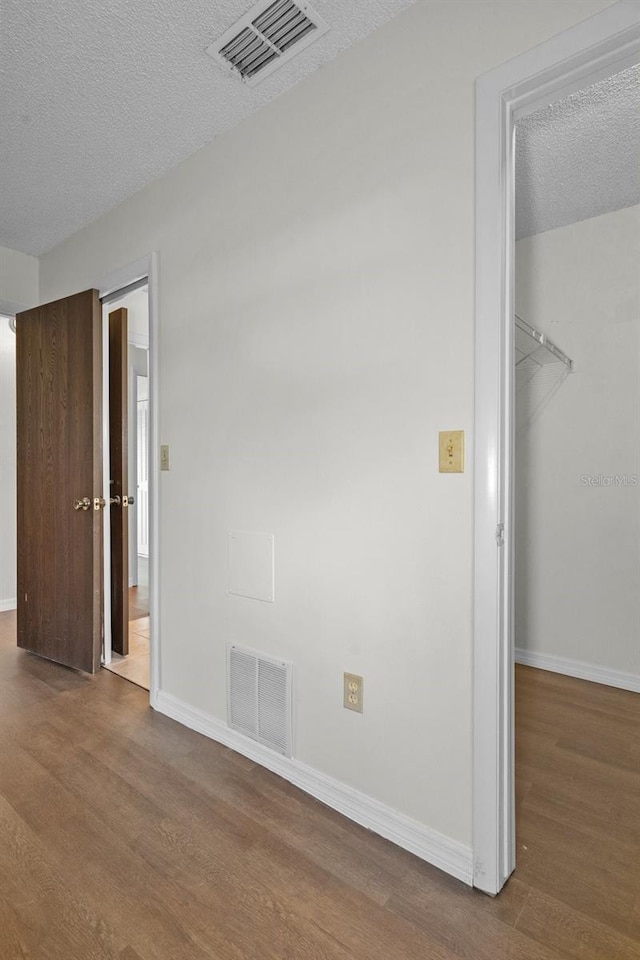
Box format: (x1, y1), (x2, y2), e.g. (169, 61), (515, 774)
(516, 888), (640, 960)
(0, 612), (638, 960)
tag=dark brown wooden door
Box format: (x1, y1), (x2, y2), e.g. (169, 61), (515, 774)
(16, 289), (103, 674)
(109, 308), (129, 655)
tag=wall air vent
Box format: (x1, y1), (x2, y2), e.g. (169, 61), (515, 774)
(227, 644), (292, 756)
(207, 0), (329, 85)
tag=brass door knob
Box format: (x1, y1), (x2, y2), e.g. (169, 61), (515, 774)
(73, 497), (92, 511)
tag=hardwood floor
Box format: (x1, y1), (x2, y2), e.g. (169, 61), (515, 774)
(129, 582), (149, 622)
(103, 618), (150, 691)
(104, 563), (151, 689)
(0, 609), (638, 960)
(512, 665), (640, 958)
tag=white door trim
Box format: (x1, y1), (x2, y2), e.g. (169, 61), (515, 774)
(97, 253), (161, 704)
(473, 1), (640, 896)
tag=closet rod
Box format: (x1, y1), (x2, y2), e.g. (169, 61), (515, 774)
(515, 314), (573, 371)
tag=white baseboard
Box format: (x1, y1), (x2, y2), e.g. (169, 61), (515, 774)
(0, 598), (16, 613)
(515, 648), (640, 693)
(154, 689), (473, 886)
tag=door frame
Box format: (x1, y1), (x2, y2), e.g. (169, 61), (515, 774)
(97, 254), (160, 704)
(473, 2), (640, 896)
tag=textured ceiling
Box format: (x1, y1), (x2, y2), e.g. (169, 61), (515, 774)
(0, 0), (415, 256)
(516, 64), (640, 240)
(3, 4), (638, 256)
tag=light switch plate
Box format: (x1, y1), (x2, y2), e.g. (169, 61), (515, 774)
(439, 430), (464, 473)
(160, 444), (170, 471)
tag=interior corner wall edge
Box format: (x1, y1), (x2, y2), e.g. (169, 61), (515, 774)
(36, 0), (612, 862)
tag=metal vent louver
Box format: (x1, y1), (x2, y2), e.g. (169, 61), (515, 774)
(207, 0), (329, 85)
(227, 644), (292, 756)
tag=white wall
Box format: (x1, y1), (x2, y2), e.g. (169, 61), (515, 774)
(38, 0), (612, 855)
(0, 247), (38, 609)
(515, 204), (640, 677)
(0, 246), (39, 314)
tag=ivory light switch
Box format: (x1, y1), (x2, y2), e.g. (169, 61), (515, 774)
(160, 445), (170, 471)
(439, 430), (464, 473)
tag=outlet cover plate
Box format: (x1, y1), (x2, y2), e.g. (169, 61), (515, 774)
(344, 672), (363, 713)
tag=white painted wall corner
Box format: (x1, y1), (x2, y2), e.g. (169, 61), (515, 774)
(0, 598), (17, 613)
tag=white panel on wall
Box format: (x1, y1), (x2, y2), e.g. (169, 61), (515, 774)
(228, 531), (275, 602)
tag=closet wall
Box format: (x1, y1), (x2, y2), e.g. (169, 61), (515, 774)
(515, 203), (640, 680)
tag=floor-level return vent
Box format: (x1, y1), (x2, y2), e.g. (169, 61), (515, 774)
(227, 644), (292, 756)
(207, 0), (329, 85)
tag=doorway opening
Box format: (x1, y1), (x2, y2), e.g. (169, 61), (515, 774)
(512, 62), (640, 918)
(101, 281), (151, 691)
(473, 4), (640, 896)
(12, 257), (158, 698)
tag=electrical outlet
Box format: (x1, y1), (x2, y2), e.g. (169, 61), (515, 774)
(344, 673), (363, 714)
(439, 430), (464, 473)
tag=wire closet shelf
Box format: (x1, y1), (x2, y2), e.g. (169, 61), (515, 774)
(514, 314), (573, 372)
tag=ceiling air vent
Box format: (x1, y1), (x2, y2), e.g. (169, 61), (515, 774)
(207, 0), (329, 85)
